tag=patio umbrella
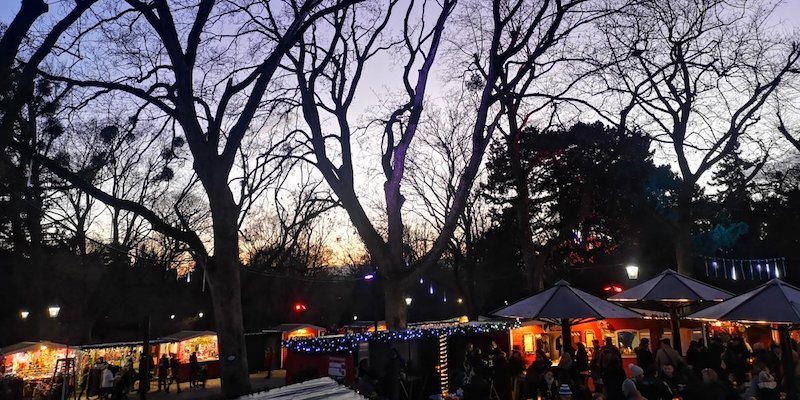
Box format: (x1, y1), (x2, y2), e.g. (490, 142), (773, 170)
(608, 269), (732, 353)
(494, 280), (641, 353)
(687, 279), (800, 399)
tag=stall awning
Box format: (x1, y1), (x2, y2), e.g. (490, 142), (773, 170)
(79, 339), (168, 350)
(0, 341), (68, 356)
(161, 330), (217, 342)
(265, 324), (326, 333)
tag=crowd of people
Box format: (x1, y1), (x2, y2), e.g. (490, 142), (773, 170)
(67, 352), (208, 400)
(450, 335), (800, 400)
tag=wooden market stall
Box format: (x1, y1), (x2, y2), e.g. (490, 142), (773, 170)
(79, 339), (166, 370)
(282, 319), (513, 398)
(265, 324), (326, 368)
(159, 331), (219, 382)
(0, 341), (76, 399)
(0, 341), (72, 381)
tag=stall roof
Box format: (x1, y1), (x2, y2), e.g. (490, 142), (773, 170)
(80, 339), (168, 350)
(264, 324), (326, 333)
(239, 377), (365, 400)
(161, 330), (217, 342)
(0, 341), (68, 355)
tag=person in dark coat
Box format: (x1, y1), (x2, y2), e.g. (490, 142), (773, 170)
(189, 352), (199, 388)
(157, 354), (169, 392)
(601, 351), (626, 400)
(382, 348), (405, 400)
(635, 338), (655, 375)
(575, 342), (589, 373)
(264, 347), (274, 379)
(168, 353), (182, 393)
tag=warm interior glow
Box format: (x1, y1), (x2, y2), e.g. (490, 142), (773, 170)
(523, 334), (535, 354)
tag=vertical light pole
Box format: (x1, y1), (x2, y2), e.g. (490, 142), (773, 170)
(364, 273), (378, 332)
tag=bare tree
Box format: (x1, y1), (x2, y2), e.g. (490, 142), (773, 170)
(11, 0), (361, 395)
(286, 0), (591, 327)
(593, 0), (800, 275)
(0, 0), (97, 176)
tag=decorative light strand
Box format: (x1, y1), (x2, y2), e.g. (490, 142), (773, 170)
(282, 322), (519, 354)
(439, 333), (448, 396)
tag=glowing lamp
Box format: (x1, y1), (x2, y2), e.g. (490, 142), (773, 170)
(353, 315), (358, 321)
(294, 303), (308, 312)
(457, 298), (463, 304)
(625, 264), (639, 280)
(198, 312), (204, 318)
(20, 310), (29, 320)
(170, 314), (176, 320)
(48, 306), (60, 318)
(404, 297), (413, 306)
(364, 274), (375, 280)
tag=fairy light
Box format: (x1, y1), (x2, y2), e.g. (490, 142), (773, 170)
(282, 322), (519, 354)
(439, 333), (449, 396)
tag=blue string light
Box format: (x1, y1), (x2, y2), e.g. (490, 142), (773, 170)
(282, 322), (519, 354)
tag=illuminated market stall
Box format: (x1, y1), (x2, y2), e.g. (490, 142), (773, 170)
(160, 331), (219, 381)
(79, 339), (166, 370)
(282, 318), (514, 398)
(0, 341), (72, 381)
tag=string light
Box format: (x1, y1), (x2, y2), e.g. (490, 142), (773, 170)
(439, 334), (448, 396)
(282, 322), (519, 354)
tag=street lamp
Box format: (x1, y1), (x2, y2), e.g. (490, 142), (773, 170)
(20, 310), (29, 320)
(626, 264), (640, 280)
(405, 296), (413, 306)
(198, 312), (204, 318)
(170, 314), (176, 320)
(48, 306), (61, 318)
(363, 274), (375, 280)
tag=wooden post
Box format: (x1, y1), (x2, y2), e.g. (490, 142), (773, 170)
(668, 304), (682, 354)
(561, 319), (573, 356)
(779, 326), (796, 399)
(139, 315), (150, 400)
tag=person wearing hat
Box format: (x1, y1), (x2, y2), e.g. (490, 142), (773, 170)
(621, 378), (646, 400)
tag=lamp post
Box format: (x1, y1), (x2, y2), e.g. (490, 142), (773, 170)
(626, 264), (640, 280)
(48, 305), (61, 318)
(20, 310), (29, 320)
(364, 273), (378, 332)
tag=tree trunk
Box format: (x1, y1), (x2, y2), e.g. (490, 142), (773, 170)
(206, 189), (251, 398)
(674, 189), (694, 276)
(383, 280), (407, 330)
(508, 134), (543, 292)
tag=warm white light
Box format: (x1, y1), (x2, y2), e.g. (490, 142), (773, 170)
(626, 265), (639, 280)
(20, 311), (29, 320)
(170, 314), (176, 320)
(457, 298), (463, 304)
(48, 306), (60, 318)
(198, 312), (204, 318)
(405, 297), (413, 306)
(353, 315), (358, 321)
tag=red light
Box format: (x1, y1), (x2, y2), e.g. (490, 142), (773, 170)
(603, 286), (612, 292)
(293, 303), (307, 312)
(613, 286), (623, 293)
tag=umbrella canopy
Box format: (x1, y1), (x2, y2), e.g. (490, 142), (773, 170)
(609, 269), (732, 302)
(687, 279), (800, 324)
(493, 280), (641, 323)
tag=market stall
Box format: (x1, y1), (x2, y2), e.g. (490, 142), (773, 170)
(282, 319), (515, 398)
(79, 339), (165, 370)
(510, 311), (703, 375)
(266, 324), (326, 368)
(160, 331), (219, 382)
(0, 341), (71, 381)
(0, 341), (76, 400)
